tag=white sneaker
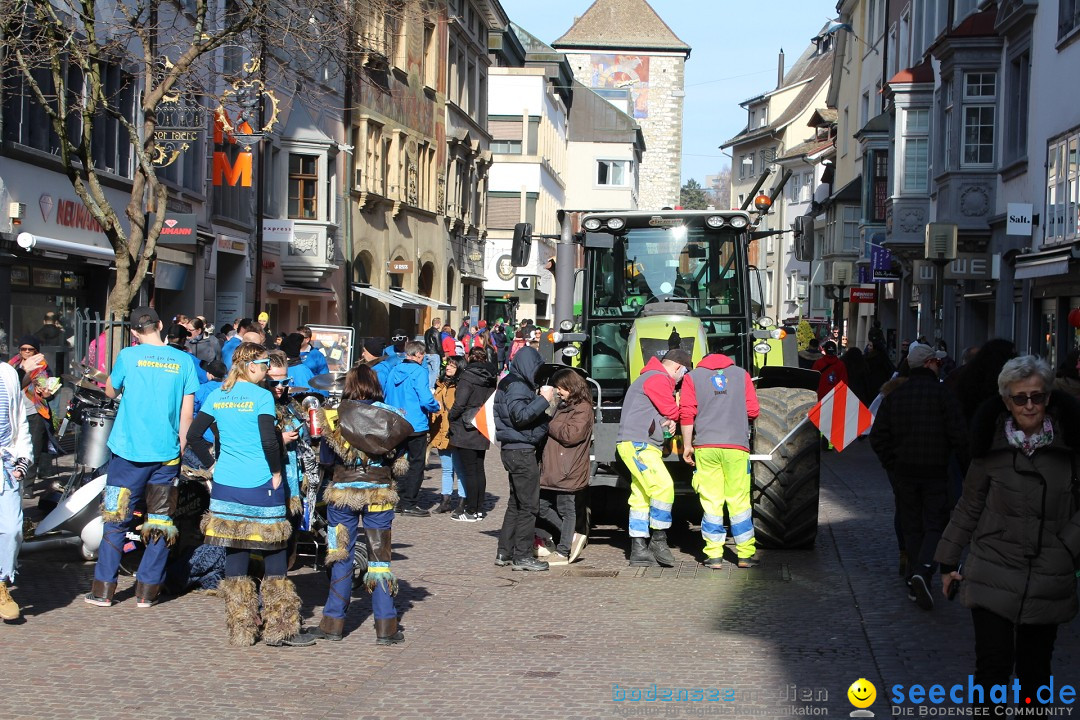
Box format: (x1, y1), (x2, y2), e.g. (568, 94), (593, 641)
(546, 552), (569, 566)
(568, 532), (588, 563)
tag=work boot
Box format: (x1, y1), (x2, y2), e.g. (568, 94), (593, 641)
(432, 495), (453, 514)
(374, 616), (405, 646)
(219, 576), (260, 647)
(309, 615), (345, 642)
(0, 580), (20, 620)
(648, 530), (676, 567)
(628, 537), (658, 567)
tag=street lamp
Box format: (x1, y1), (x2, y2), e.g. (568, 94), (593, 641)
(924, 223), (958, 341)
(823, 260), (853, 341)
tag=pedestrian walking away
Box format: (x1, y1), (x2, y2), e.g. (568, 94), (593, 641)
(384, 341), (440, 516)
(493, 347), (555, 571)
(538, 368), (594, 565)
(186, 342), (314, 648)
(615, 348), (692, 568)
(86, 307), (198, 609)
(679, 348), (760, 569)
(312, 364), (413, 645)
(448, 347), (497, 521)
(935, 356), (1080, 707)
(0, 361), (33, 620)
(870, 343), (967, 611)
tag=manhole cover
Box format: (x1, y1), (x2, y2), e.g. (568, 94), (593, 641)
(524, 670), (561, 677)
(532, 633), (567, 641)
(561, 568), (621, 578)
(419, 573), (516, 588)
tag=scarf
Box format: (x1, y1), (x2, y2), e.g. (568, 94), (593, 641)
(1005, 417), (1054, 457)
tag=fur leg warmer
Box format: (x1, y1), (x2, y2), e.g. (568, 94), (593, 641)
(219, 576), (260, 647)
(260, 576), (302, 646)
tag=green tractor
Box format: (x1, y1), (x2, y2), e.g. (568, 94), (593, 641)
(517, 208), (821, 548)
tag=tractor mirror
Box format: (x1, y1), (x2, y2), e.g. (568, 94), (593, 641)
(511, 223), (533, 267)
(793, 216), (814, 262)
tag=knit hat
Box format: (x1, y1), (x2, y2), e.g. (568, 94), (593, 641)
(16, 335), (40, 352)
(281, 333), (304, 359)
(363, 337), (386, 357)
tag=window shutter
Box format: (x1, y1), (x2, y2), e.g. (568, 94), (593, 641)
(487, 195), (519, 229)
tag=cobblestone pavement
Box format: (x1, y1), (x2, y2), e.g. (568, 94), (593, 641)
(6, 442), (1078, 719)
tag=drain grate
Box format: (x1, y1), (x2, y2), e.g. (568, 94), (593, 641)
(561, 568), (622, 578)
(524, 670), (561, 678)
(532, 634), (567, 641)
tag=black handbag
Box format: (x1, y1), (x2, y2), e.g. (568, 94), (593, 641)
(335, 400), (414, 455)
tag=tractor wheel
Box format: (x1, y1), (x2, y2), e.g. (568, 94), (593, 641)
(751, 387), (821, 549)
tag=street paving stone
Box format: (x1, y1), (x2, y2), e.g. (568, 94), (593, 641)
(5, 444), (1078, 719)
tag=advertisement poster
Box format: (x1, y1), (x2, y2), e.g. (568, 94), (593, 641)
(307, 324), (354, 372)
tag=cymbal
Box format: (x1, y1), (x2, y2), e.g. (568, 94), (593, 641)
(308, 372), (346, 393)
(63, 374), (101, 389)
(73, 364), (109, 384)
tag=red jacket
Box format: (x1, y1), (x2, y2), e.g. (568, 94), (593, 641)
(812, 354), (848, 399)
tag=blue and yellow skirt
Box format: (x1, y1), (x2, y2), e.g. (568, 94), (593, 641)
(200, 479), (292, 551)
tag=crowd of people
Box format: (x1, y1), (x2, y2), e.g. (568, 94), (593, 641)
(864, 336), (1080, 707)
(2, 302), (1077, 699)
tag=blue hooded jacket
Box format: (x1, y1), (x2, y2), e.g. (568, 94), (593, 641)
(384, 359), (439, 433)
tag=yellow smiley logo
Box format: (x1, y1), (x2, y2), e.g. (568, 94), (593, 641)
(847, 678), (877, 709)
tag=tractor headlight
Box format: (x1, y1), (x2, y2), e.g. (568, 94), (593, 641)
(753, 341), (772, 355)
(706, 215), (726, 228)
(562, 346), (580, 358)
(606, 217), (625, 230)
(559, 319), (574, 331)
(583, 217), (602, 231)
(729, 216), (749, 229)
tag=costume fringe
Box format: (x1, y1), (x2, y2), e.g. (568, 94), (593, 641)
(260, 576), (302, 646)
(200, 513), (292, 550)
(325, 524), (351, 565)
(100, 487), (132, 523)
(324, 484), (398, 511)
(392, 455), (410, 478)
(219, 576), (259, 647)
(320, 409), (369, 465)
(288, 496), (303, 516)
(183, 466), (213, 481)
(141, 521), (179, 547)
(363, 569), (399, 596)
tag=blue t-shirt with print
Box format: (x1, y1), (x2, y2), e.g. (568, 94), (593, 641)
(107, 344), (198, 462)
(201, 381), (275, 489)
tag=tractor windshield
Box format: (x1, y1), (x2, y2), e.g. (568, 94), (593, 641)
(588, 227), (743, 318)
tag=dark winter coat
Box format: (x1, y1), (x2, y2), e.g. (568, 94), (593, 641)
(869, 367), (968, 474)
(493, 347), (550, 450)
(540, 399), (593, 492)
(934, 392), (1080, 625)
(186, 332), (222, 365)
(448, 361), (496, 451)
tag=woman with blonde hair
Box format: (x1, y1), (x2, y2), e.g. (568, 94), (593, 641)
(187, 342), (314, 648)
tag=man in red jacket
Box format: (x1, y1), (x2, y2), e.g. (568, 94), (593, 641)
(680, 350), (760, 569)
(615, 349), (693, 567)
(812, 340), (848, 399)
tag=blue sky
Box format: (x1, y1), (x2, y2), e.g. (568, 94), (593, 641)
(500, 0), (838, 185)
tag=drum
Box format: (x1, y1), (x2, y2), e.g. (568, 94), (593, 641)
(77, 408), (116, 469)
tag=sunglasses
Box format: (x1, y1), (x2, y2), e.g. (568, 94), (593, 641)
(18, 346), (37, 352)
(1008, 392), (1047, 407)
(249, 358), (272, 368)
(267, 378), (292, 387)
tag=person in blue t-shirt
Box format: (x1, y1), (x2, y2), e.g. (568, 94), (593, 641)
(298, 326), (329, 376)
(187, 342), (314, 648)
(185, 359), (227, 469)
(86, 306), (198, 609)
(221, 317), (256, 371)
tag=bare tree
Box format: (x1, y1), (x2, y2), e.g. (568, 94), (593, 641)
(0, 0), (424, 325)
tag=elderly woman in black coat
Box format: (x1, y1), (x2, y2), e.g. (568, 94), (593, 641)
(935, 355), (1080, 706)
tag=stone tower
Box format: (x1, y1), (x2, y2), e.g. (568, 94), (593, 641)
(552, 0), (690, 210)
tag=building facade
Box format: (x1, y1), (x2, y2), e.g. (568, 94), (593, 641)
(552, 0), (689, 210)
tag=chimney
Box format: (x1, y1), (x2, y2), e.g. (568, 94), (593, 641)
(777, 49), (785, 88)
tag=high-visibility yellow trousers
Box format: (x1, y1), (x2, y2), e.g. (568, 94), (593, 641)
(692, 447), (755, 559)
(617, 441), (674, 538)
